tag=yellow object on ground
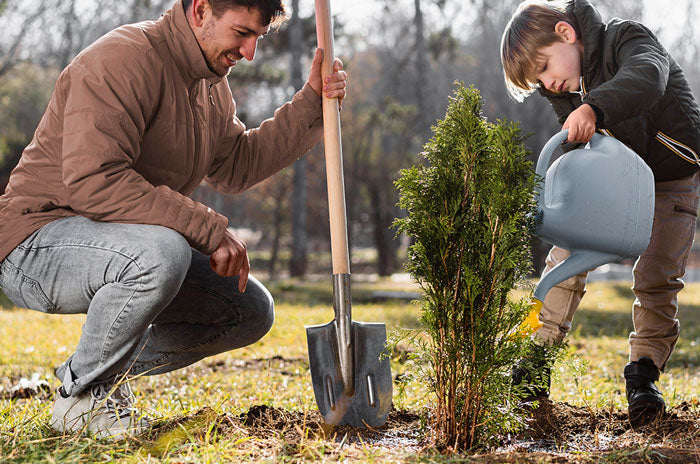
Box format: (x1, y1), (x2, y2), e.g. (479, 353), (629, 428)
(516, 299), (543, 337)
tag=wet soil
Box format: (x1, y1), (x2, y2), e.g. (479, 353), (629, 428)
(220, 400), (700, 462)
(520, 398), (698, 446)
(493, 399), (700, 463)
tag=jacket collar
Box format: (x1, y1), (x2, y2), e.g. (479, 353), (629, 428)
(570, 0), (605, 81)
(161, 0), (223, 86)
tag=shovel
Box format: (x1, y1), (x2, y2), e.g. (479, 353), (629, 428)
(305, 0), (392, 428)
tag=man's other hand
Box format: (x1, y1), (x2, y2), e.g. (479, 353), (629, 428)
(308, 48), (347, 109)
(210, 229), (249, 292)
(563, 103), (597, 143)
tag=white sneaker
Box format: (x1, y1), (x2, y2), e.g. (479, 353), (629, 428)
(50, 382), (150, 440)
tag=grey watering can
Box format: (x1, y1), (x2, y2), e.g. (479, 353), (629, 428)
(518, 129), (655, 335)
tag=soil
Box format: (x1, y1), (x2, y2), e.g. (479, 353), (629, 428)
(9, 367), (697, 462)
(219, 400), (700, 463)
(235, 404), (422, 449)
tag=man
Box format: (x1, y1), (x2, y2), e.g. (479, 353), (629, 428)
(0, 0), (347, 439)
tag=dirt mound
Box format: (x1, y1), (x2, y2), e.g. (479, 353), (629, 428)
(241, 404), (323, 434)
(206, 355), (308, 375)
(0, 374), (52, 400)
(518, 399), (699, 453)
(237, 404), (422, 448)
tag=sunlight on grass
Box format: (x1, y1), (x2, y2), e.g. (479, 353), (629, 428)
(0, 279), (698, 462)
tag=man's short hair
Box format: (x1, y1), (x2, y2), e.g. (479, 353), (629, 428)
(500, 0), (579, 101)
(182, 0), (287, 28)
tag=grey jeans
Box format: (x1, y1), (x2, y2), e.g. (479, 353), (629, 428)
(0, 216), (274, 396)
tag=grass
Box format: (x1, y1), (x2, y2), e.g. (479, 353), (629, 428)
(0, 278), (699, 462)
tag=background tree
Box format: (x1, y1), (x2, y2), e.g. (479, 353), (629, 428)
(0, 0), (697, 277)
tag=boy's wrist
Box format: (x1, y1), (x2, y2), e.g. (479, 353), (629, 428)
(587, 103), (604, 125)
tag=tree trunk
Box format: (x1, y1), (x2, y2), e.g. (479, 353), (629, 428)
(368, 181), (398, 276)
(268, 190), (285, 281)
(289, 0), (308, 277)
(413, 0), (428, 137)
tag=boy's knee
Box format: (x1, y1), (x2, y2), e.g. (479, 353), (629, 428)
(633, 255), (683, 295)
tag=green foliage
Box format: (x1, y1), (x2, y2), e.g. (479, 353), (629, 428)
(394, 83), (538, 449)
(0, 64), (58, 177)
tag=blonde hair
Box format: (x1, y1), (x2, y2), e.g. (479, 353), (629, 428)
(500, 0), (579, 101)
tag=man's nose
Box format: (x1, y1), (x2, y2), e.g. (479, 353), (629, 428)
(241, 37), (258, 61)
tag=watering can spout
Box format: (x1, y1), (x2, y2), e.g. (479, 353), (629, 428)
(517, 250), (619, 337)
(533, 250), (619, 302)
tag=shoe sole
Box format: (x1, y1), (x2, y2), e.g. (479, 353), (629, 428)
(628, 398), (665, 428)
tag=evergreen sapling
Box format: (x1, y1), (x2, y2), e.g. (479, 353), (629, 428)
(394, 83), (540, 449)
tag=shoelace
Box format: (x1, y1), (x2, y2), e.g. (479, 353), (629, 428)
(91, 382), (135, 419)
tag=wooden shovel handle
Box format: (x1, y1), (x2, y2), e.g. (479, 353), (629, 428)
(315, 0), (350, 275)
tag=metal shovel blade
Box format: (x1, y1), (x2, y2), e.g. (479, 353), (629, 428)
(306, 320), (392, 427)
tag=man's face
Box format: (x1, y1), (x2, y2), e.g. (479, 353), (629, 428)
(533, 23), (583, 93)
(195, 5), (270, 77)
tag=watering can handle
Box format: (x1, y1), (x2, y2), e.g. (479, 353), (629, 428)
(535, 130), (604, 198)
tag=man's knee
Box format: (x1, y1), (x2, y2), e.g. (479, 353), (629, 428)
(125, 226), (191, 296)
(241, 278), (275, 342)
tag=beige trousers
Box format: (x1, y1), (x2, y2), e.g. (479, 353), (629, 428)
(535, 172), (700, 370)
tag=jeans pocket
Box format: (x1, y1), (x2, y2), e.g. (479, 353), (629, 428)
(0, 260), (57, 313)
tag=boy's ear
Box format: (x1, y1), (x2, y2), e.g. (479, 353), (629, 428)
(554, 21), (577, 44)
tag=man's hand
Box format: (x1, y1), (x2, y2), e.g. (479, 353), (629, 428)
(308, 48), (347, 109)
(563, 103), (597, 143)
(210, 229), (249, 293)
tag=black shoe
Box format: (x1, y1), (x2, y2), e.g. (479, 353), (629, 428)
(512, 345), (551, 402)
(624, 357), (665, 427)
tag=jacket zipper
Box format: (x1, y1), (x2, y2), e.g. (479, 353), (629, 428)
(185, 81), (202, 192)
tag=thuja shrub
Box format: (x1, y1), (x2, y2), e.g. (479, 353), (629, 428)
(394, 83), (538, 449)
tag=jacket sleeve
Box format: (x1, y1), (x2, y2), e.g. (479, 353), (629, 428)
(205, 82), (323, 194)
(539, 89), (583, 152)
(61, 51), (228, 254)
(582, 22), (670, 126)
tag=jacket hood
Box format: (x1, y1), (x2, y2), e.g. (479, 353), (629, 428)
(570, 0), (605, 77)
(161, 0), (222, 85)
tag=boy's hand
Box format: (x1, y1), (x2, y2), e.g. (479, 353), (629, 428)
(563, 104), (597, 143)
(308, 48), (347, 109)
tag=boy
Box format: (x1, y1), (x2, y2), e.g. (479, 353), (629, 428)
(501, 0), (700, 426)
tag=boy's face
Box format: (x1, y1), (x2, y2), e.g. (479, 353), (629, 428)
(533, 21), (584, 93)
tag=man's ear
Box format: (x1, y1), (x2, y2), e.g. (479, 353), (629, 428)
(554, 21), (577, 44)
(189, 0), (211, 28)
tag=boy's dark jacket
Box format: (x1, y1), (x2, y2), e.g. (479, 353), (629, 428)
(539, 0), (700, 182)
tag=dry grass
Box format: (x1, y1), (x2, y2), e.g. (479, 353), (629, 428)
(0, 278), (698, 463)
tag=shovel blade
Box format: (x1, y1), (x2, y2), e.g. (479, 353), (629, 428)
(306, 321), (392, 428)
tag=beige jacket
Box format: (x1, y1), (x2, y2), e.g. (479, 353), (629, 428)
(0, 1), (323, 261)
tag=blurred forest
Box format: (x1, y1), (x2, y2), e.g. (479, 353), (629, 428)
(1, 0), (699, 279)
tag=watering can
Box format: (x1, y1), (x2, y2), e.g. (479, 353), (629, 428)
(518, 129), (655, 335)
